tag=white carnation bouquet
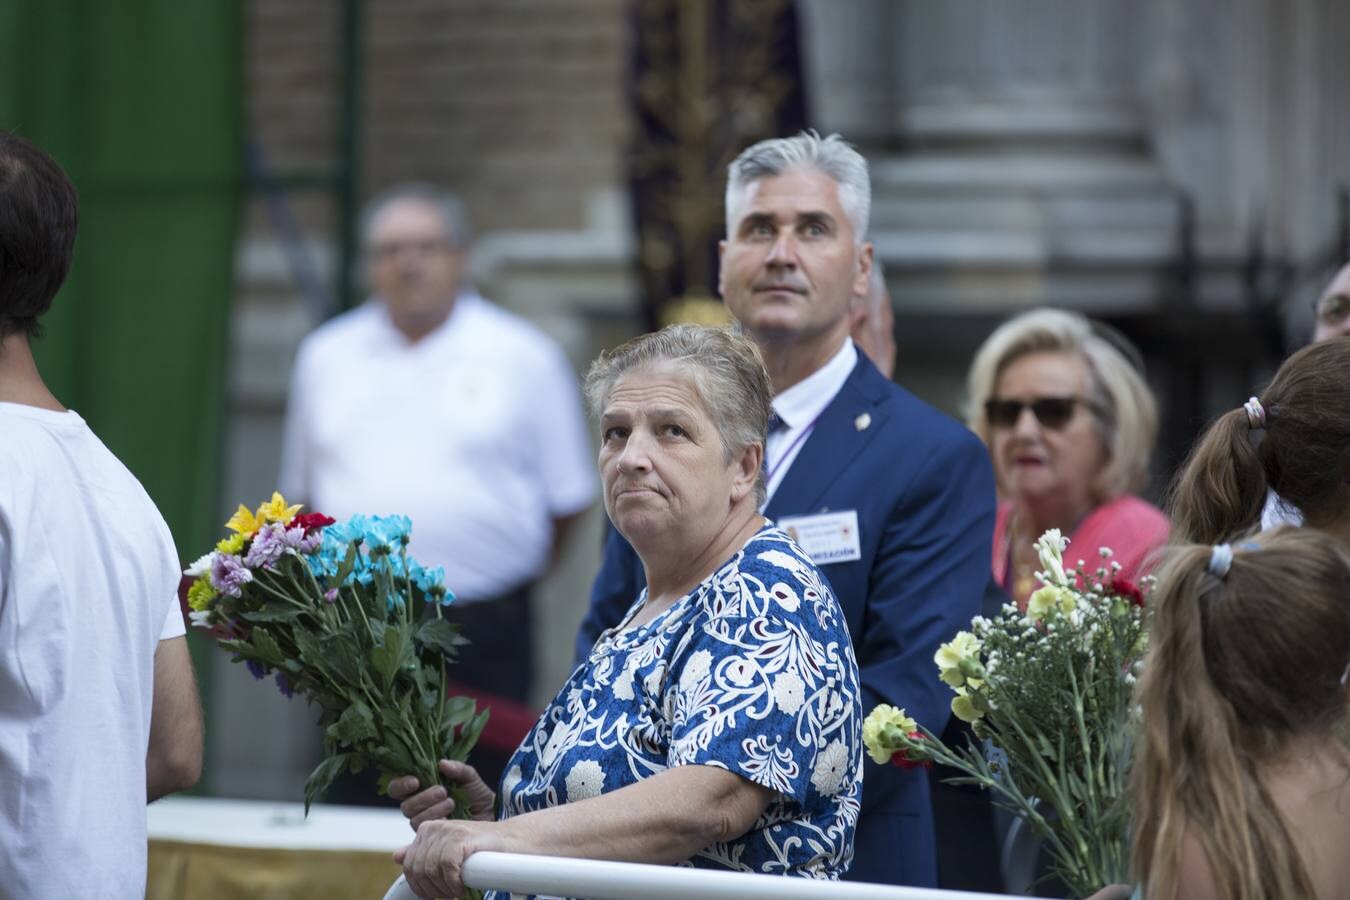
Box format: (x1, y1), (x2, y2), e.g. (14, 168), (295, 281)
(863, 530), (1150, 894)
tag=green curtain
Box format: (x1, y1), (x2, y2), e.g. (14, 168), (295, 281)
(1, 2), (241, 787)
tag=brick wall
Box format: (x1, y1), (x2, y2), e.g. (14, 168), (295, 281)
(247, 0), (631, 232)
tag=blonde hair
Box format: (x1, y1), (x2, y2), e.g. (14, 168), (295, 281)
(965, 307), (1158, 499)
(1131, 528), (1350, 899)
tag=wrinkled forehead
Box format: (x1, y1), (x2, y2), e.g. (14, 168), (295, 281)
(603, 361), (710, 416)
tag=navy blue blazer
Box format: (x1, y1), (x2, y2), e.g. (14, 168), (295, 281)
(573, 351), (997, 887)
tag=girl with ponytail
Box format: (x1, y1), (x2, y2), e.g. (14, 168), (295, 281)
(1168, 336), (1350, 548)
(1129, 529), (1350, 899)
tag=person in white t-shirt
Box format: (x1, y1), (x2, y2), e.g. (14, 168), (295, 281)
(279, 184), (596, 793)
(0, 130), (203, 899)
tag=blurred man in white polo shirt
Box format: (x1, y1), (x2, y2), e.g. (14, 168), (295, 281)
(280, 184), (596, 791)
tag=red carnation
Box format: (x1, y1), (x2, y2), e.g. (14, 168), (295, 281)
(290, 512), (336, 535)
(1112, 577), (1145, 607)
(891, 731), (933, 770)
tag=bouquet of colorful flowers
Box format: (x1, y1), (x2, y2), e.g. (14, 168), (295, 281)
(863, 530), (1150, 895)
(185, 492), (487, 814)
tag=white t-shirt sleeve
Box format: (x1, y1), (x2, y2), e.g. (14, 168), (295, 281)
(159, 594), (186, 640)
(530, 344), (597, 517)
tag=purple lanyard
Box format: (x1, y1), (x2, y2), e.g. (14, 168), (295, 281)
(764, 409), (825, 485)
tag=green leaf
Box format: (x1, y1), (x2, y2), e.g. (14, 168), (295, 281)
(326, 639), (365, 689)
(292, 629), (331, 678)
(240, 601), (305, 623)
(370, 622), (410, 687)
(326, 702), (377, 747)
(369, 736), (419, 783)
(303, 753), (352, 816)
(248, 628), (287, 667)
(415, 618), (462, 661)
(441, 695), (477, 729)
(447, 708), (490, 762)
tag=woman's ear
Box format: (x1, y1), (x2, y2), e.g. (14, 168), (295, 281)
(730, 442), (763, 503)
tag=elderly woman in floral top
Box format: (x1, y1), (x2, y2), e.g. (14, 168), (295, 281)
(390, 324), (863, 899)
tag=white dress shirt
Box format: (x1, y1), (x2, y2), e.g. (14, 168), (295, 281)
(762, 340), (858, 505)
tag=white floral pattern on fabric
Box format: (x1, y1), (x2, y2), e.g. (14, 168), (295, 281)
(810, 740), (850, 797)
(564, 759), (605, 802)
(772, 670), (806, 715)
(497, 525), (863, 883)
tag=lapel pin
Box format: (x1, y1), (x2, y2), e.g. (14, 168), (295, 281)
(854, 412), (871, 432)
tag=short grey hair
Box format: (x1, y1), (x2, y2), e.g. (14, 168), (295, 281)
(725, 131), (871, 243)
(585, 324), (772, 505)
(966, 307), (1158, 499)
(360, 182), (473, 249)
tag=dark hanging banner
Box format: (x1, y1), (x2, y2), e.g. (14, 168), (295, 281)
(627, 0), (807, 330)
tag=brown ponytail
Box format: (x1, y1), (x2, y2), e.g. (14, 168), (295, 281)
(1131, 529), (1350, 899)
(1169, 336), (1350, 543)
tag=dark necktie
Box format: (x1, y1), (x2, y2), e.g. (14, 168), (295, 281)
(763, 412), (788, 481)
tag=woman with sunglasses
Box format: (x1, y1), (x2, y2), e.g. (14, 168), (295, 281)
(966, 308), (1168, 609)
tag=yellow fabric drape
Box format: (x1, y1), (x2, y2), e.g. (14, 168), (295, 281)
(147, 839), (402, 900)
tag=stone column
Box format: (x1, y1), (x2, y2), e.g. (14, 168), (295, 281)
(797, 0), (897, 141)
(893, 0), (1142, 144)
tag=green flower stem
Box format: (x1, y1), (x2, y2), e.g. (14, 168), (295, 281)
(281, 568), (339, 631)
(341, 586), (378, 646)
(974, 715), (1086, 884)
(399, 546), (415, 611)
(1066, 662), (1100, 823)
(252, 571), (314, 612)
(434, 607), (448, 749)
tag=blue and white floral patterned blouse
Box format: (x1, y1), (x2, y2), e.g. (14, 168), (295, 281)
(499, 524), (863, 879)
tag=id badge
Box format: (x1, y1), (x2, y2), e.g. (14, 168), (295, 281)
(776, 510), (862, 564)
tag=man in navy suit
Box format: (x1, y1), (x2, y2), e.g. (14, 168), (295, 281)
(574, 132), (996, 887)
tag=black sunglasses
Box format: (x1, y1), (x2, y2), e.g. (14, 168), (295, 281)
(984, 396), (1089, 430)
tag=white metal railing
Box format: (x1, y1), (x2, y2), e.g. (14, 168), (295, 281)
(383, 852), (1018, 900)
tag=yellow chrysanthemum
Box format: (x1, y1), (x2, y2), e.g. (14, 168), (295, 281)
(256, 491), (302, 525)
(862, 703), (917, 764)
(186, 574), (217, 612)
(225, 503), (261, 535)
(1026, 585), (1076, 622)
(951, 687), (985, 724)
(225, 492), (301, 535)
(935, 631), (983, 687)
(216, 532), (246, 554)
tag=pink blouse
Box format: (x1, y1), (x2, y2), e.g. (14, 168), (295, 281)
(992, 494), (1170, 593)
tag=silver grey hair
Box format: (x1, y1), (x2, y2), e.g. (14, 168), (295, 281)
(361, 182), (473, 249)
(965, 307), (1158, 499)
(725, 131), (871, 243)
(585, 324), (772, 505)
